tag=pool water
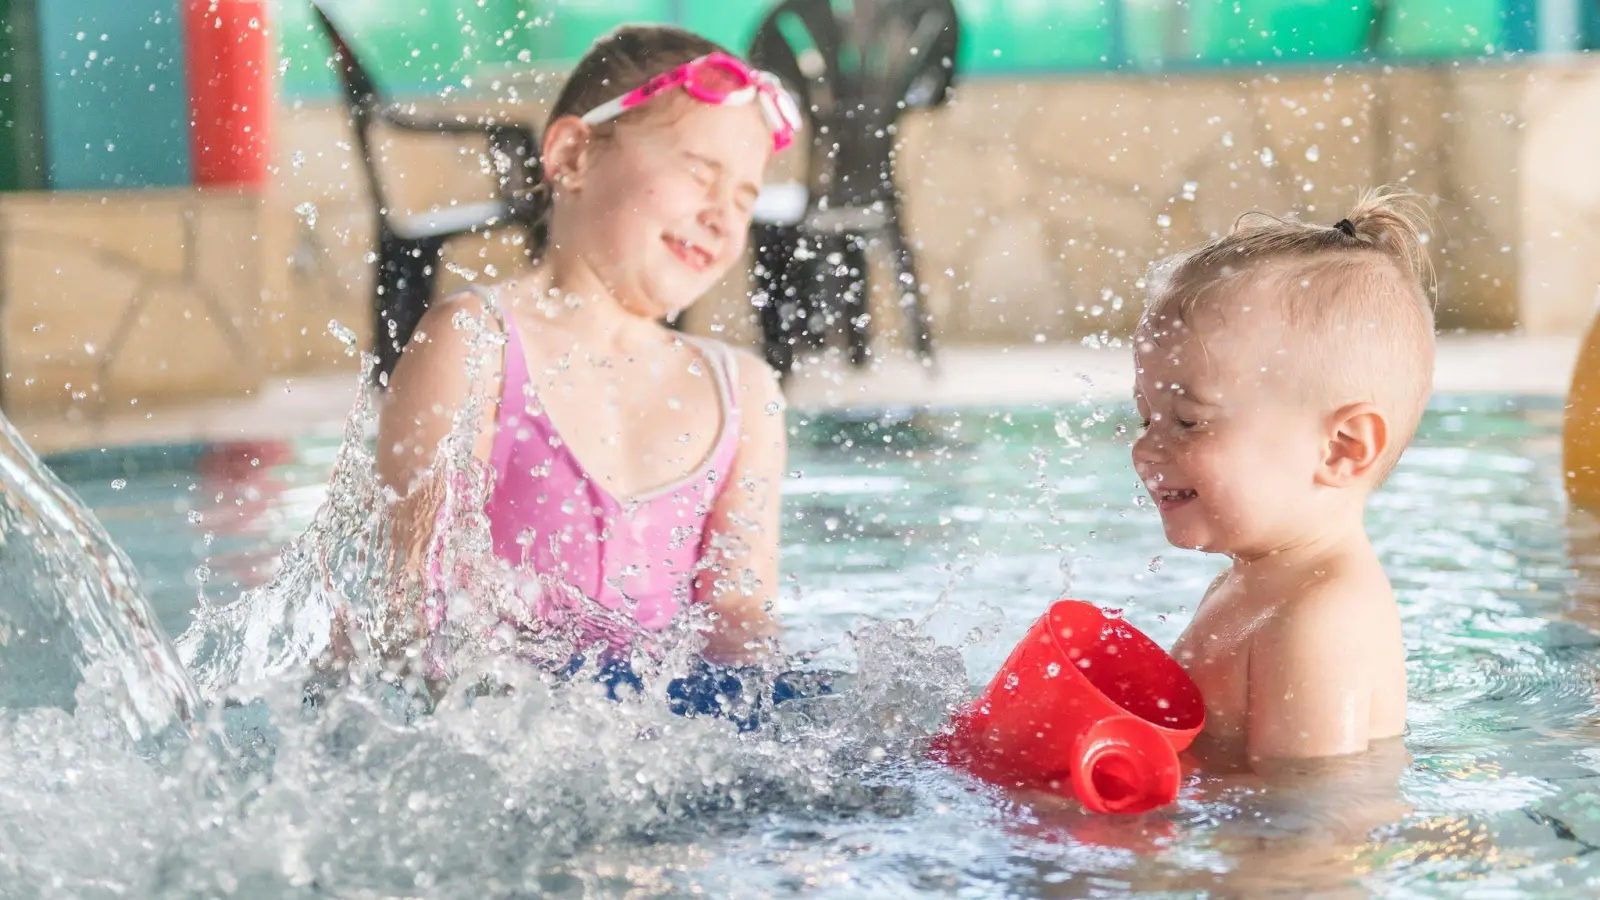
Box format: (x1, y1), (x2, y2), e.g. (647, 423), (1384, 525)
(26, 395), (1600, 897)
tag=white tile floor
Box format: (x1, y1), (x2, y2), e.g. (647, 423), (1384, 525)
(7, 333), (1581, 455)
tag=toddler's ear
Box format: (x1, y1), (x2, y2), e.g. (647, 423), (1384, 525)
(1318, 402), (1389, 487)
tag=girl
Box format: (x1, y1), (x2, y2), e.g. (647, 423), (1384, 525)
(372, 27), (799, 672)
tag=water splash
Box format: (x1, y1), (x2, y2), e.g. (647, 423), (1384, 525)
(0, 411), (198, 741)
(0, 298), (995, 894)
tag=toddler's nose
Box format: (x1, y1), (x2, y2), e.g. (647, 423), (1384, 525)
(1132, 429), (1166, 472)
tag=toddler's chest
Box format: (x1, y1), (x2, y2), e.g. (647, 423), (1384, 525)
(1172, 602), (1254, 740)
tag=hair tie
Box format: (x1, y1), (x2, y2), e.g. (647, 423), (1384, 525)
(1334, 218), (1357, 238)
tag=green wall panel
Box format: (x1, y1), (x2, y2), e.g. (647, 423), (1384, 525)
(275, 0), (539, 100)
(680, 0), (770, 55)
(38, 0), (191, 189)
(1377, 0), (1518, 57)
(0, 0), (47, 191)
(955, 0), (1115, 72)
(272, 0), (1548, 105)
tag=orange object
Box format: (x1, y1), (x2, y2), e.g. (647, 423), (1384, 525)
(933, 599), (1206, 814)
(183, 0), (272, 186)
(1567, 313), (1600, 508)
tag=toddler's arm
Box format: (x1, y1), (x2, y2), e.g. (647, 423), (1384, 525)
(694, 349), (787, 665)
(1245, 588), (1375, 761)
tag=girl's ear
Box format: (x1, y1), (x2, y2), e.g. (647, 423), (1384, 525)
(540, 115), (595, 192)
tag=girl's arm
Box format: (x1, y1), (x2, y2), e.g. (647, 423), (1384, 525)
(693, 349), (788, 665)
(358, 293), (505, 654)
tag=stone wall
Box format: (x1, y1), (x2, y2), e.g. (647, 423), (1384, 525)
(266, 58), (1600, 357)
(4, 57), (1599, 416)
(0, 191), (266, 417)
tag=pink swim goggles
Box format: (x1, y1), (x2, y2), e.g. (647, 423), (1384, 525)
(579, 52), (802, 152)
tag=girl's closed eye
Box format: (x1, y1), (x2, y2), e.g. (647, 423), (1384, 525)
(683, 153), (716, 185)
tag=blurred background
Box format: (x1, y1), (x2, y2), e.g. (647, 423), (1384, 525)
(0, 0), (1594, 432)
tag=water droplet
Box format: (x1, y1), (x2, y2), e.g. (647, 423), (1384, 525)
(1304, 145), (1320, 162)
(327, 320), (358, 351)
(1045, 662), (1061, 678)
(110, 479), (126, 491)
(1148, 556), (1163, 572)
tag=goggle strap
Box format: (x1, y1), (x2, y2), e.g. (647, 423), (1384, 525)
(578, 94), (631, 126)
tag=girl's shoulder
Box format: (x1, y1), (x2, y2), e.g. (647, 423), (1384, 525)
(384, 286), (511, 400)
(680, 334), (784, 410)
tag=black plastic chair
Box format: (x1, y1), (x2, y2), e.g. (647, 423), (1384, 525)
(747, 0), (959, 377)
(309, 1), (542, 387)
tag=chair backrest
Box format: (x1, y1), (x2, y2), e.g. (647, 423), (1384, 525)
(750, 0), (959, 208)
(307, 0), (390, 214)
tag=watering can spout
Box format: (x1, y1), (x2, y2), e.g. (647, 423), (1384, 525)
(1071, 714), (1183, 814)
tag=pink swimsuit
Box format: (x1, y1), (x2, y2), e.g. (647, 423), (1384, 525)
(477, 293), (742, 650)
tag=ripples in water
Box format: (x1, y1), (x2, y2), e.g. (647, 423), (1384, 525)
(10, 394), (1600, 896)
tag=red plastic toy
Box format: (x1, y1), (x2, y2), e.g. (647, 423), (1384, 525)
(933, 599), (1206, 814)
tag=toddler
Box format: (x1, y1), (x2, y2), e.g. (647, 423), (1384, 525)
(1132, 187), (1435, 764)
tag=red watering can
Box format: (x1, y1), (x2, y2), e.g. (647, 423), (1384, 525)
(933, 599), (1206, 814)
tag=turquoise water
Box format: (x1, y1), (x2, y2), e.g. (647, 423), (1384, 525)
(28, 395), (1600, 897)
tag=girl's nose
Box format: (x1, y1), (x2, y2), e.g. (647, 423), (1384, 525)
(698, 190), (731, 239)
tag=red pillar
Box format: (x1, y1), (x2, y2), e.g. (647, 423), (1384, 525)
(182, 0), (271, 186)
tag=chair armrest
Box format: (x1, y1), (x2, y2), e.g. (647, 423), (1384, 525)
(376, 105), (542, 214)
(377, 104), (529, 137)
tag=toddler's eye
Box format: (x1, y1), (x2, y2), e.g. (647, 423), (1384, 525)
(1175, 417), (1199, 429)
